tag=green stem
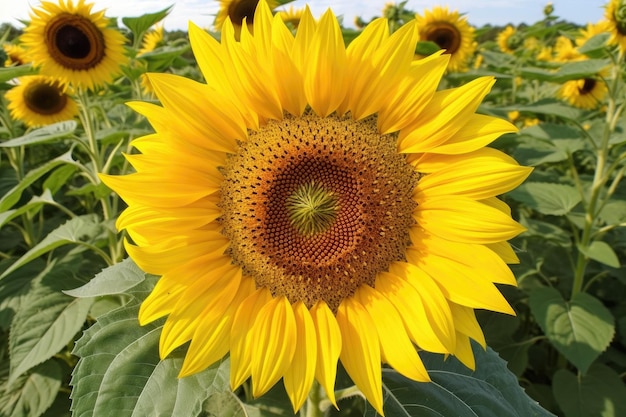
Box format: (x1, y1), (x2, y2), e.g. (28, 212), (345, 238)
(570, 56), (623, 299)
(302, 381), (324, 417)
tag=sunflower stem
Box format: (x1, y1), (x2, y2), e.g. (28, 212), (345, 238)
(570, 53), (624, 299)
(301, 381), (325, 417)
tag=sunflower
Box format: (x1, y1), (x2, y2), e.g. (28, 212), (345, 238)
(553, 35), (584, 62)
(415, 6), (476, 72)
(497, 25), (517, 53)
(214, 0), (278, 35)
(277, 6), (304, 29)
(558, 77), (608, 109)
(138, 24), (164, 56)
(101, 1), (531, 413)
(605, 0), (626, 52)
(20, 0), (127, 90)
(3, 44), (29, 66)
(575, 20), (611, 46)
(5, 75), (78, 127)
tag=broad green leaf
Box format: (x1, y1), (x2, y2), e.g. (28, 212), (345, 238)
(365, 343), (553, 417)
(71, 286), (230, 417)
(0, 259), (46, 331)
(202, 386), (295, 417)
(520, 59), (610, 83)
(0, 121), (77, 148)
(578, 241), (621, 268)
(0, 64), (36, 83)
(0, 359), (63, 417)
(0, 214), (103, 279)
(43, 165), (78, 195)
(122, 6), (172, 38)
(506, 99), (582, 122)
(0, 190), (57, 229)
(508, 182), (581, 216)
(529, 287), (615, 373)
(8, 261), (94, 384)
(64, 258), (146, 298)
(598, 200), (626, 225)
(0, 150), (78, 212)
(512, 138), (568, 166)
(520, 216), (572, 246)
(553, 364), (626, 417)
(577, 33), (611, 57)
(415, 41), (442, 56)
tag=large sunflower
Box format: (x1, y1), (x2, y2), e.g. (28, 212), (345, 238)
(605, 0), (626, 52)
(21, 0), (127, 90)
(558, 77), (608, 109)
(214, 0), (278, 35)
(102, 1), (531, 414)
(6, 75), (78, 127)
(415, 6), (476, 72)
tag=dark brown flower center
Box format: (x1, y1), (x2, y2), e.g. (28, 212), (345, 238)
(45, 13), (106, 70)
(220, 112), (418, 311)
(580, 78), (596, 94)
(24, 80), (68, 115)
(425, 22), (462, 54)
(228, 0), (259, 26)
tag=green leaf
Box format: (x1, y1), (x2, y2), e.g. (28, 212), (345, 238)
(508, 182), (582, 216)
(0, 214), (103, 280)
(598, 200), (626, 225)
(415, 40), (442, 56)
(122, 6), (172, 38)
(71, 287), (230, 417)
(577, 33), (611, 57)
(578, 241), (620, 268)
(0, 121), (77, 148)
(43, 165), (78, 195)
(8, 261), (94, 384)
(64, 258), (146, 298)
(368, 343), (553, 417)
(0, 64), (37, 83)
(0, 259), (45, 331)
(553, 363), (626, 417)
(0, 150), (78, 212)
(506, 99), (583, 122)
(0, 359), (63, 417)
(202, 388), (294, 417)
(529, 287), (615, 373)
(520, 59), (610, 83)
(0, 190), (57, 230)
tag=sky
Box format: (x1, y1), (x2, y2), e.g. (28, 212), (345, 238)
(0, 0), (609, 32)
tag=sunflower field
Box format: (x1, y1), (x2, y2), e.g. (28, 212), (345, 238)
(0, 0), (625, 416)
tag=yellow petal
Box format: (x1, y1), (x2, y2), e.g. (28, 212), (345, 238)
(399, 77), (495, 154)
(310, 300), (342, 407)
(138, 275), (186, 325)
(230, 287), (273, 390)
(355, 285), (430, 382)
(414, 148), (533, 200)
(336, 297), (383, 416)
(405, 247), (515, 315)
(414, 196), (526, 244)
(159, 261), (241, 357)
(428, 114), (518, 154)
(271, 15), (306, 115)
(283, 302), (317, 412)
(453, 331), (476, 370)
(449, 301), (486, 349)
(250, 296), (297, 397)
(304, 9), (347, 117)
(179, 277), (256, 377)
(384, 263), (457, 352)
(486, 241), (520, 264)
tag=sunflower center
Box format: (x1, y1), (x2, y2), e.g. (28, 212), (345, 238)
(425, 23), (461, 54)
(579, 78), (596, 94)
(23, 80), (67, 116)
(229, 0), (258, 25)
(615, 1), (626, 35)
(45, 13), (106, 70)
(220, 112), (418, 311)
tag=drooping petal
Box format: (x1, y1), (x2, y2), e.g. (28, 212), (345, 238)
(250, 296), (297, 397)
(449, 301), (486, 349)
(336, 297), (383, 416)
(310, 300), (342, 407)
(355, 285), (430, 382)
(283, 302), (318, 412)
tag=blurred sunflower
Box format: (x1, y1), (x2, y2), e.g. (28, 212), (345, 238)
(576, 20), (611, 46)
(3, 44), (29, 66)
(553, 35), (583, 62)
(497, 25), (518, 53)
(214, 0), (277, 35)
(536, 46), (553, 61)
(415, 6), (475, 72)
(138, 24), (164, 56)
(605, 0), (626, 52)
(6, 75), (78, 127)
(102, 1), (530, 414)
(558, 77), (608, 109)
(277, 6), (304, 29)
(21, 0), (127, 90)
